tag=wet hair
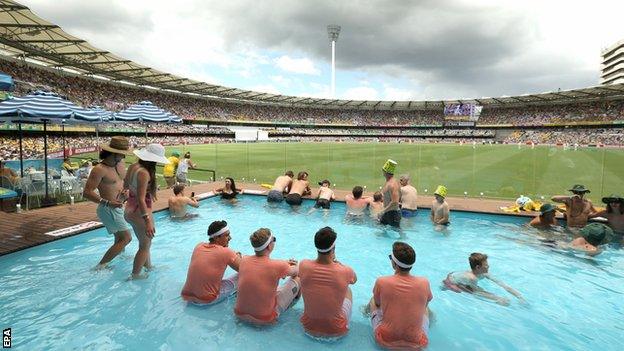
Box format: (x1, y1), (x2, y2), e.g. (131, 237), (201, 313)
(250, 228), (272, 251)
(138, 159), (157, 199)
(173, 184), (185, 196)
(373, 191), (383, 202)
(99, 150), (113, 160)
(285, 170), (294, 178)
(208, 220), (227, 242)
(297, 171), (308, 180)
(352, 186), (363, 199)
(225, 177), (239, 193)
(393, 242), (415, 272)
(469, 253), (488, 270)
(314, 226), (337, 254)
(607, 200), (624, 214)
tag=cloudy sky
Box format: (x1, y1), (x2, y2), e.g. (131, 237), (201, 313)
(20, 0), (624, 101)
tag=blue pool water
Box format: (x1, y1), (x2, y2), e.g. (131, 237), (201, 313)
(1, 195), (623, 350)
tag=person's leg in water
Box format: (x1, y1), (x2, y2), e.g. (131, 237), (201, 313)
(127, 214), (152, 279)
(97, 230), (132, 268)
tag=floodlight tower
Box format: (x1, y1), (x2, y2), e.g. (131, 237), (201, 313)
(327, 25), (341, 97)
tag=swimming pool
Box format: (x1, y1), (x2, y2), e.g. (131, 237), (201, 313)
(1, 195), (623, 350)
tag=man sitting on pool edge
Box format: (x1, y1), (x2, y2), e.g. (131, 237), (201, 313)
(299, 226), (357, 338)
(368, 242), (432, 350)
(235, 228), (300, 325)
(181, 220), (242, 305)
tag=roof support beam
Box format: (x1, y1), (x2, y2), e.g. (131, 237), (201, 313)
(56, 51), (108, 56)
(19, 39), (85, 44)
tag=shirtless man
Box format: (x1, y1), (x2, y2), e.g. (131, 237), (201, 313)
(168, 184), (199, 219)
(431, 185), (450, 226)
(285, 171), (311, 206)
(267, 171), (294, 203)
(345, 186), (372, 216)
(379, 160), (401, 228)
(83, 137), (133, 269)
(552, 185), (596, 228)
(314, 179), (335, 209)
(399, 174), (418, 218)
(590, 194), (624, 237)
(529, 203), (558, 229)
(370, 192), (384, 219)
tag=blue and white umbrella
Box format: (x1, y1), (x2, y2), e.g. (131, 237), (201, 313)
(88, 105), (113, 122)
(0, 72), (15, 91)
(113, 101), (180, 123)
(0, 91), (99, 201)
(0, 90), (98, 122)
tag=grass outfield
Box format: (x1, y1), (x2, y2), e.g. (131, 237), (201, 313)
(77, 142), (624, 202)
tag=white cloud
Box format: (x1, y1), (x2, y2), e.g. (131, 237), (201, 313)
(295, 82), (331, 98)
(342, 86), (379, 100)
(275, 55), (321, 75)
(270, 75), (292, 87)
(383, 85), (416, 101)
(248, 84), (280, 94)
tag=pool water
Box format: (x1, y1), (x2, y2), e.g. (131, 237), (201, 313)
(1, 195), (623, 350)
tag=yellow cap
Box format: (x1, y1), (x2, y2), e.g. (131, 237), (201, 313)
(434, 185), (447, 198)
(382, 159), (397, 174)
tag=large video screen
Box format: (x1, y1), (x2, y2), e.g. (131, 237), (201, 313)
(443, 103), (482, 121)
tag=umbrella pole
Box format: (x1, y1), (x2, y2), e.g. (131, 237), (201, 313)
(40, 120), (56, 207)
(62, 123), (66, 158)
(18, 122), (24, 177)
(44, 120), (49, 198)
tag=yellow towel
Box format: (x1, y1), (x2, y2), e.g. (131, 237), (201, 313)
(260, 183), (273, 189)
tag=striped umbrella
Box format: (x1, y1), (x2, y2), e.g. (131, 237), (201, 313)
(87, 105), (113, 122)
(0, 91), (98, 202)
(113, 101), (180, 123)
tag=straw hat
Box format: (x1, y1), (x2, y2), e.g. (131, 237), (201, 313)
(100, 136), (133, 155)
(133, 144), (170, 164)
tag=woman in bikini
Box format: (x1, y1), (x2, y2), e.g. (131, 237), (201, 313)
(214, 177), (242, 201)
(124, 144), (170, 279)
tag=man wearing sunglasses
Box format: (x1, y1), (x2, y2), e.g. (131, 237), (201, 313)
(368, 242), (433, 350)
(235, 228), (300, 325)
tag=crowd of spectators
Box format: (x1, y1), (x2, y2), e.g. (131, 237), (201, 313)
(504, 128), (624, 146)
(479, 102), (624, 126)
(269, 127), (495, 137)
(3, 59), (623, 127)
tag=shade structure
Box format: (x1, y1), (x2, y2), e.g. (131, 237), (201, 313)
(113, 101), (180, 123)
(88, 105), (113, 122)
(0, 90), (99, 203)
(0, 72), (14, 91)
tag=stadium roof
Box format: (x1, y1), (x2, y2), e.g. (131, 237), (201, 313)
(1, 0), (624, 110)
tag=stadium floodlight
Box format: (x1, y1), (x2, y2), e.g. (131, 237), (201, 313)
(327, 25), (341, 97)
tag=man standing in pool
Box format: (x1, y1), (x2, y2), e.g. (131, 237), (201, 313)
(379, 160), (401, 227)
(267, 171), (294, 203)
(181, 220), (242, 304)
(299, 227), (357, 338)
(83, 136), (133, 270)
(285, 171), (311, 206)
(235, 228), (300, 325)
(368, 242), (432, 350)
(399, 174), (418, 218)
(551, 185), (596, 228)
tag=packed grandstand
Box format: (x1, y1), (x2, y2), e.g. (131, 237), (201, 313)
(1, 54), (624, 161)
(0, 1), (624, 161)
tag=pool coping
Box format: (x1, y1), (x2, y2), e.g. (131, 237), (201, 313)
(0, 182), (562, 256)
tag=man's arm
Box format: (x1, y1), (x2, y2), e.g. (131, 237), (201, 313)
(83, 167), (106, 204)
(186, 197), (199, 208)
(435, 203), (450, 224)
(228, 252), (242, 272)
(589, 209), (607, 218)
(486, 275), (524, 301)
(551, 195), (570, 204)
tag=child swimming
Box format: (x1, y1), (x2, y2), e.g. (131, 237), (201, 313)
(443, 253), (525, 306)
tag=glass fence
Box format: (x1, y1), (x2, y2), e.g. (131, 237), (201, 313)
(175, 142), (624, 203)
(4, 142), (623, 205)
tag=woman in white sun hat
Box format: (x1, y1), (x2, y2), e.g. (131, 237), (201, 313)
(124, 143), (170, 279)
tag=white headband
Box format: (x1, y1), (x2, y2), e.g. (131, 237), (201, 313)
(317, 241), (336, 253)
(253, 234), (273, 252)
(209, 225), (229, 239)
(391, 252), (413, 269)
